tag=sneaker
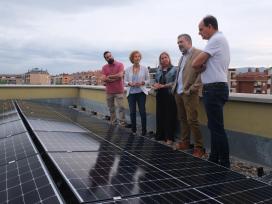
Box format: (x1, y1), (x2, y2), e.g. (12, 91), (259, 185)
(193, 148), (205, 158)
(176, 142), (190, 150)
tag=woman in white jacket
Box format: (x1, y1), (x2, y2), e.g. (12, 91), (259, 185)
(125, 50), (150, 136)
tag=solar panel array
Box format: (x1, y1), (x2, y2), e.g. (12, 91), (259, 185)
(0, 100), (63, 204)
(16, 100), (272, 204)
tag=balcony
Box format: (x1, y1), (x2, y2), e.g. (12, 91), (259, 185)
(1, 85), (272, 203)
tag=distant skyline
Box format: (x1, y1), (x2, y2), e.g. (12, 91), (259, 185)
(0, 0), (272, 75)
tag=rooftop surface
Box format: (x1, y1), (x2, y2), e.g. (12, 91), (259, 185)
(1, 99), (272, 203)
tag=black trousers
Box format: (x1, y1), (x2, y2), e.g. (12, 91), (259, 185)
(203, 82), (230, 168)
(155, 89), (177, 141)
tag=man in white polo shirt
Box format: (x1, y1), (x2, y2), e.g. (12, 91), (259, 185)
(192, 15), (230, 168)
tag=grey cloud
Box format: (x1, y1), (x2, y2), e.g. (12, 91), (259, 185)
(0, 0), (136, 14)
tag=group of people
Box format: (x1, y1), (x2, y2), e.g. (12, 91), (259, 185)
(101, 15), (231, 168)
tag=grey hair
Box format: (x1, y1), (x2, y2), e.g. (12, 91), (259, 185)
(177, 34), (192, 44)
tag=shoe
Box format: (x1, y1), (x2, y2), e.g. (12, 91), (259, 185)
(193, 148), (205, 158)
(125, 123), (132, 128)
(141, 130), (146, 136)
(166, 140), (173, 145)
(130, 131), (137, 136)
(110, 121), (118, 126)
(176, 142), (190, 150)
(119, 121), (127, 127)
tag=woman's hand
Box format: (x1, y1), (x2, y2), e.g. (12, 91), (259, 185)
(152, 83), (164, 89)
(128, 82), (135, 87)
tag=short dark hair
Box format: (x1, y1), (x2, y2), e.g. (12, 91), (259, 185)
(177, 34), (192, 44)
(103, 51), (111, 58)
(203, 15), (218, 30)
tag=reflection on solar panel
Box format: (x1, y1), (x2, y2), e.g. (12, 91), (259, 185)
(0, 112), (20, 125)
(0, 155), (63, 204)
(0, 100), (16, 114)
(0, 120), (27, 139)
(36, 131), (109, 152)
(15, 100), (272, 203)
(0, 132), (37, 166)
(28, 119), (87, 133)
(49, 152), (188, 203)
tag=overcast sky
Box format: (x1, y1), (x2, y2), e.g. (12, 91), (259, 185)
(0, 0), (271, 75)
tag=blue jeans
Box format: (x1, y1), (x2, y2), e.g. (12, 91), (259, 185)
(127, 92), (146, 134)
(203, 83), (230, 168)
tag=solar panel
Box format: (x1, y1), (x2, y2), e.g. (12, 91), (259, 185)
(0, 132), (37, 166)
(217, 185), (272, 203)
(101, 189), (214, 204)
(0, 100), (16, 114)
(17, 100), (71, 122)
(49, 152), (188, 203)
(87, 130), (174, 152)
(0, 155), (63, 204)
(0, 112), (20, 125)
(35, 131), (112, 152)
(15, 100), (272, 204)
(27, 119), (87, 133)
(198, 178), (272, 203)
(0, 120), (27, 139)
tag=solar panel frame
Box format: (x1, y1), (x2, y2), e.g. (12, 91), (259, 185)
(99, 189), (221, 204)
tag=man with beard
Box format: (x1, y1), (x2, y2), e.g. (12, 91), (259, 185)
(101, 51), (126, 126)
(172, 34), (204, 158)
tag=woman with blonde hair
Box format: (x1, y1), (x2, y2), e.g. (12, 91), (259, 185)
(153, 52), (177, 144)
(125, 50), (150, 136)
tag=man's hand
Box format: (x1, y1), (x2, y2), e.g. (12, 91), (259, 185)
(104, 76), (117, 83)
(192, 52), (209, 72)
(184, 89), (191, 96)
(198, 64), (207, 73)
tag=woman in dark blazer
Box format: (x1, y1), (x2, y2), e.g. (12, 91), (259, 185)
(153, 52), (177, 144)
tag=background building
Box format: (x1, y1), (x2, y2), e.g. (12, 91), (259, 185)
(0, 74), (23, 84)
(228, 68), (237, 93)
(23, 68), (50, 85)
(236, 68), (270, 94)
(51, 73), (72, 85)
(69, 70), (103, 85)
